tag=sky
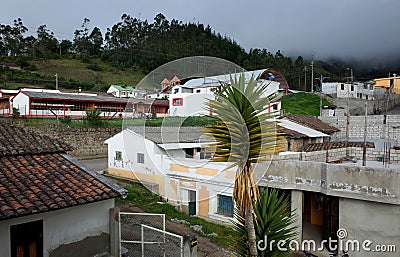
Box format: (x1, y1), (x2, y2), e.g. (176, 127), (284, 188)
(1, 0), (400, 63)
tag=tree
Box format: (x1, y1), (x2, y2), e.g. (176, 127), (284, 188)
(74, 18), (91, 55)
(89, 27), (103, 56)
(36, 25), (58, 57)
(202, 74), (282, 256)
(232, 188), (298, 256)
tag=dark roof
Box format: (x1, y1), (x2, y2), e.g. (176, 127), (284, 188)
(303, 141), (375, 152)
(129, 126), (208, 144)
(0, 122), (71, 157)
(0, 122), (127, 220)
(22, 91), (129, 103)
(285, 114), (340, 134)
(21, 91), (169, 106)
(277, 125), (308, 139)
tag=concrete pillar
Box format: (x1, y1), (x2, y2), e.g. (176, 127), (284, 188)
(291, 190), (303, 242)
(183, 232), (197, 257)
(110, 207), (120, 257)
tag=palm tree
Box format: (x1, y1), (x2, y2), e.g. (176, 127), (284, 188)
(232, 188), (298, 256)
(202, 73), (282, 256)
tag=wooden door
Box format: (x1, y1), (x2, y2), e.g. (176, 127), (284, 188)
(11, 220), (43, 257)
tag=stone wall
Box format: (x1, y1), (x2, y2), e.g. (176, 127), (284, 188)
(8, 120), (121, 159)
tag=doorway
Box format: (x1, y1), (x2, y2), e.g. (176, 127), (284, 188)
(302, 192), (339, 250)
(188, 190), (196, 216)
(11, 220), (43, 257)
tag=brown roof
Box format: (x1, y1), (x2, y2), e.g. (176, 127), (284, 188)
(170, 75), (181, 83)
(303, 141), (374, 152)
(0, 122), (71, 157)
(0, 122), (126, 220)
(161, 78), (170, 85)
(285, 114), (340, 134)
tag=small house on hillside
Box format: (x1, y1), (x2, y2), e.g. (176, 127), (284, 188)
(107, 85), (146, 98)
(0, 121), (127, 257)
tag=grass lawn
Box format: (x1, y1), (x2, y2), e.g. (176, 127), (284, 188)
(113, 179), (236, 248)
(20, 116), (214, 128)
(281, 92), (332, 116)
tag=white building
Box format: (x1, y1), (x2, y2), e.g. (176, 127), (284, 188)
(106, 125), (400, 256)
(0, 122), (127, 257)
(169, 69), (284, 116)
(322, 82), (377, 100)
(107, 85), (146, 98)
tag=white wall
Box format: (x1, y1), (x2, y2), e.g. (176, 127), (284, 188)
(169, 93), (215, 116)
(322, 83), (338, 94)
(11, 92), (29, 115)
(337, 83), (358, 98)
(339, 198), (400, 257)
(0, 199), (114, 257)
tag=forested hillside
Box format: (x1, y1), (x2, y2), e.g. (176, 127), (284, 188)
(0, 14), (384, 91)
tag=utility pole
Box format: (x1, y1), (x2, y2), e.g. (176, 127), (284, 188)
(345, 67), (353, 158)
(315, 74), (329, 116)
(310, 60), (314, 92)
(304, 66), (307, 91)
(55, 73), (58, 90)
(362, 98), (368, 166)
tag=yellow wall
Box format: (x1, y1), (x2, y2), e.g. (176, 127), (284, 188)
(108, 168), (165, 195)
(198, 185), (210, 217)
(375, 77), (400, 94)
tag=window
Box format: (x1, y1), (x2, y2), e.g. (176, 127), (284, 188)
(115, 151), (122, 161)
(11, 220), (43, 257)
(200, 148), (212, 159)
(137, 153), (145, 164)
(184, 148), (194, 158)
(172, 98), (183, 106)
(217, 195), (233, 217)
(351, 85), (354, 91)
(196, 89), (201, 93)
(341, 84), (344, 90)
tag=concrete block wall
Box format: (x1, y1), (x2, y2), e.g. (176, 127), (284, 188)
(320, 114), (400, 144)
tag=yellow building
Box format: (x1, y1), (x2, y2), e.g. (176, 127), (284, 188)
(375, 76), (400, 94)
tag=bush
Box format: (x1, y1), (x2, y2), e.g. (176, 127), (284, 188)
(61, 116), (72, 124)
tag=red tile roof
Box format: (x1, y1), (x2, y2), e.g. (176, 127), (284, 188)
(0, 121), (126, 220)
(303, 141), (374, 152)
(285, 114), (340, 135)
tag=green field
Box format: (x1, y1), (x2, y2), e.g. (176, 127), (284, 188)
(1, 56), (149, 91)
(281, 92), (332, 116)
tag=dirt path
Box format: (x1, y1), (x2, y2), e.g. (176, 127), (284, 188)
(117, 203), (235, 257)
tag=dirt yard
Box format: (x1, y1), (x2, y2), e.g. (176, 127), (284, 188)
(117, 203), (236, 257)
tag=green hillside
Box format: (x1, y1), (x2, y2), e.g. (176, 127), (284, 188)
(281, 92), (332, 116)
(1, 56), (147, 92)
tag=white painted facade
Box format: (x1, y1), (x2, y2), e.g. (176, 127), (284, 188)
(105, 129), (237, 222)
(0, 199), (114, 257)
(169, 78), (281, 117)
(107, 85), (146, 98)
(322, 82), (377, 100)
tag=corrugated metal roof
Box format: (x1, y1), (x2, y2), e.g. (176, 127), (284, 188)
(278, 119), (329, 138)
(127, 126), (210, 144)
(22, 91), (128, 103)
(182, 69), (267, 88)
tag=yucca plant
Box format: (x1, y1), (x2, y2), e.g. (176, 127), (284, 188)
(202, 73), (282, 256)
(232, 188), (298, 257)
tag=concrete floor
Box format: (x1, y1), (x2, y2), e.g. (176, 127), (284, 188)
(302, 222), (331, 257)
(79, 158), (108, 173)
